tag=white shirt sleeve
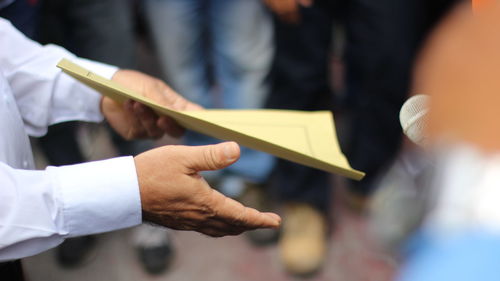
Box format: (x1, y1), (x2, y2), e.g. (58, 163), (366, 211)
(0, 17), (118, 137)
(0, 17), (143, 261)
(0, 157), (142, 261)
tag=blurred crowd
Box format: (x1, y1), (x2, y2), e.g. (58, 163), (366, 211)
(7, 0), (500, 280)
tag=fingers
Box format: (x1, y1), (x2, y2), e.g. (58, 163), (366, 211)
(210, 189), (281, 229)
(262, 212), (281, 222)
(157, 116), (185, 138)
(110, 70), (204, 139)
(135, 142), (279, 238)
(221, 198), (281, 229)
(124, 100), (175, 139)
(126, 99), (196, 139)
(165, 89), (203, 111)
(132, 102), (164, 138)
(185, 142), (241, 172)
(195, 191), (281, 237)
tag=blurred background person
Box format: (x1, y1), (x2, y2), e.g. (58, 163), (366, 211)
(354, 0), (462, 259)
(0, 0), (175, 275)
(264, 0), (462, 277)
(341, 0), (463, 276)
(263, 0), (336, 277)
(396, 3), (500, 280)
(143, 0), (275, 201)
(343, 0), (459, 202)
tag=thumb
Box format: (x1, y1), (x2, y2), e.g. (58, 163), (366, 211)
(186, 142), (240, 172)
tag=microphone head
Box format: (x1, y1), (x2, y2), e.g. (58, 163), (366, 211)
(400, 94), (430, 146)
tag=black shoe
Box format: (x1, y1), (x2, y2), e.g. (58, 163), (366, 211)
(133, 225), (175, 275)
(137, 243), (175, 275)
(56, 236), (97, 268)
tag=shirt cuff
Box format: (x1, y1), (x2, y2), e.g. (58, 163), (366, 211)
(50, 57), (119, 126)
(73, 57), (119, 80)
(47, 156), (142, 237)
(72, 57), (118, 121)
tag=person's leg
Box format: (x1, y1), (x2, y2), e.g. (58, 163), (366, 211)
(144, 0), (210, 107)
(209, 0), (275, 183)
(264, 1), (334, 276)
(36, 0), (140, 170)
(64, 0), (136, 68)
(131, 224), (175, 275)
(0, 0), (41, 39)
(266, 0), (334, 216)
(0, 260), (25, 281)
(344, 0), (458, 197)
(209, 0), (273, 109)
(143, 0), (222, 167)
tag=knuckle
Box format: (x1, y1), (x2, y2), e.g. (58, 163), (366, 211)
(202, 147), (219, 170)
(204, 194), (218, 219)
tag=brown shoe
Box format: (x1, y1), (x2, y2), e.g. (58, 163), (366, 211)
(279, 203), (327, 277)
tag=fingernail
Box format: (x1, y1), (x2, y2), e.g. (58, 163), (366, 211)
(268, 213), (281, 222)
(223, 142), (239, 163)
(267, 213), (281, 225)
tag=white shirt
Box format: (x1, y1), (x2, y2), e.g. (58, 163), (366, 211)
(424, 144), (500, 238)
(0, 18), (142, 261)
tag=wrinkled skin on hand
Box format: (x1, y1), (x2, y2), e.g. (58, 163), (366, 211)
(134, 142), (281, 237)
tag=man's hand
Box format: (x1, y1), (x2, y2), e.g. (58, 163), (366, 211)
(134, 141), (281, 237)
(102, 69), (202, 140)
(263, 0), (312, 24)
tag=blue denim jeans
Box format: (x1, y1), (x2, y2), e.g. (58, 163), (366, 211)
(144, 0), (275, 183)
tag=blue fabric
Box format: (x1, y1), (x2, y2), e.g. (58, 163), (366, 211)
(144, 0), (275, 183)
(399, 230), (500, 281)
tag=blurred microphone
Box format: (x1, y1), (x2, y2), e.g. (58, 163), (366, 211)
(369, 94), (433, 253)
(399, 94), (429, 146)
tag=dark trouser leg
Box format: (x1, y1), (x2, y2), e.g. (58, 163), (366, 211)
(37, 122), (84, 165)
(266, 0), (334, 212)
(344, 0), (459, 196)
(36, 0), (139, 164)
(36, 0), (140, 268)
(38, 0), (136, 68)
(0, 261), (24, 281)
(0, 0), (40, 39)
